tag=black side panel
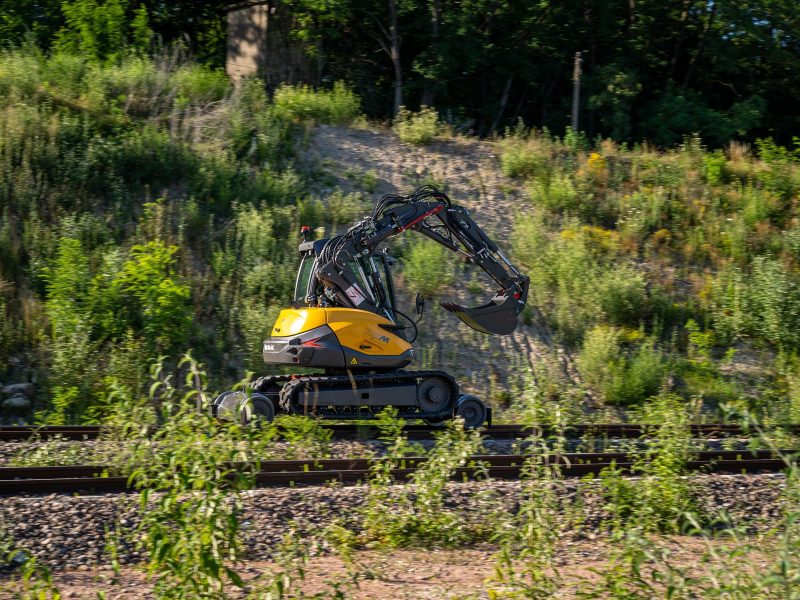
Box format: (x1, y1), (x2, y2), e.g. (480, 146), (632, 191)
(262, 325), (346, 368)
(340, 346), (414, 369)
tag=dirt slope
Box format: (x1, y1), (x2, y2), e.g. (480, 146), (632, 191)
(300, 125), (581, 405)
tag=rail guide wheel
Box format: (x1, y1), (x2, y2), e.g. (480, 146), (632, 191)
(454, 394), (489, 429)
(211, 390), (275, 425)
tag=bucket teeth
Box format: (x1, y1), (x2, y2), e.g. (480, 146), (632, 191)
(441, 302), (464, 314)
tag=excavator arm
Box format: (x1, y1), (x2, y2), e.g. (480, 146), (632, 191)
(312, 185), (529, 335)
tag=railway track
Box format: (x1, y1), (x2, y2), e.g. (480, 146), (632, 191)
(2, 423), (798, 441)
(0, 450), (792, 495)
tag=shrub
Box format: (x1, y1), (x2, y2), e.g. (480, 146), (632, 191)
(0, 49), (43, 99)
(527, 171), (578, 212)
(120, 355), (277, 598)
(113, 241), (192, 351)
(605, 341), (667, 406)
(598, 392), (695, 536)
(360, 416), (483, 548)
(171, 65), (229, 108)
(241, 258), (296, 301)
(498, 129), (551, 179)
(577, 324), (622, 394)
(578, 325), (666, 405)
(703, 149), (728, 185)
(596, 267), (647, 327)
(402, 238), (455, 296)
(747, 256), (800, 348)
(271, 81), (361, 125)
(56, 0), (152, 63)
(488, 435), (563, 596)
(45, 237), (91, 339)
(708, 265), (749, 345)
(327, 190), (370, 227)
(393, 106), (440, 145)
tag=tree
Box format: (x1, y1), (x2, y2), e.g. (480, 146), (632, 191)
(55, 0), (152, 62)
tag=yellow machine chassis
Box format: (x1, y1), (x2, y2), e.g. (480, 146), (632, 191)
(271, 307), (412, 358)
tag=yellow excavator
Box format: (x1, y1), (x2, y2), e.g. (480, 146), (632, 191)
(212, 185), (529, 427)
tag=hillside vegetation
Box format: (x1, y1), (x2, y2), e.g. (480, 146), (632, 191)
(505, 128), (800, 420)
(0, 48), (362, 423)
(1, 46), (800, 424)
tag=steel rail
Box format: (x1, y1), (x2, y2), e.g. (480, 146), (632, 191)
(2, 423), (799, 441)
(0, 450), (793, 495)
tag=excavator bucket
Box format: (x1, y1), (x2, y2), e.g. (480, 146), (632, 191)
(441, 293), (520, 335)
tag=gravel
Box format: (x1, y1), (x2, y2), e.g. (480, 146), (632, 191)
(0, 438), (531, 466)
(0, 474), (787, 570)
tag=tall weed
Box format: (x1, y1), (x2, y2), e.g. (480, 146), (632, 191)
(393, 106), (441, 145)
(271, 81), (361, 125)
(117, 354), (278, 599)
(360, 413), (483, 548)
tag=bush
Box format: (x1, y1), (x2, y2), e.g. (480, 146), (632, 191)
(600, 392), (695, 533)
(747, 255), (800, 348)
(360, 416), (483, 547)
(605, 341), (667, 406)
(327, 190), (370, 227)
(527, 171), (578, 212)
(498, 123), (553, 178)
(56, 0), (152, 63)
(271, 81), (361, 125)
(112, 241), (192, 351)
(597, 267), (647, 327)
(402, 238), (455, 296)
(393, 106), (440, 145)
(578, 325), (667, 405)
(172, 65), (229, 108)
(577, 324), (621, 394)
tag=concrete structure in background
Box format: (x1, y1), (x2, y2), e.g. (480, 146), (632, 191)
(226, 1), (273, 80)
(225, 1), (317, 86)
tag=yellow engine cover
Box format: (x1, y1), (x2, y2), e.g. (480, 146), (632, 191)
(272, 307), (412, 357)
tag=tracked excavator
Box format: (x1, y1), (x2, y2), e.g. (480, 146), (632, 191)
(212, 185), (529, 428)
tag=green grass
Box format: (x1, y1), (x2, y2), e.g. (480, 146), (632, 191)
(271, 80), (361, 125)
(393, 105), (441, 145)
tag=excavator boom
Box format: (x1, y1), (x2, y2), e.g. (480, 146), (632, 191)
(313, 185), (529, 335)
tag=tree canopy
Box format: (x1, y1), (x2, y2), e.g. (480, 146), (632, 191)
(2, 0), (800, 145)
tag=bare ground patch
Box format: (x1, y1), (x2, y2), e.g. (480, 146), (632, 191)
(4, 536), (776, 599)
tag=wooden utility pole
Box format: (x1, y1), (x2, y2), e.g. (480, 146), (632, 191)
(389, 0), (403, 116)
(571, 51), (582, 131)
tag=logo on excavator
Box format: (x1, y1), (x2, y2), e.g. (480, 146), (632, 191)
(366, 328), (390, 345)
(264, 344), (275, 351)
(350, 357), (358, 365)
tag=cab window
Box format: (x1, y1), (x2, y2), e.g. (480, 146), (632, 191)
(294, 254), (315, 304)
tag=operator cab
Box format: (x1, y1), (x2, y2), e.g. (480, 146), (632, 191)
(294, 238), (399, 324)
